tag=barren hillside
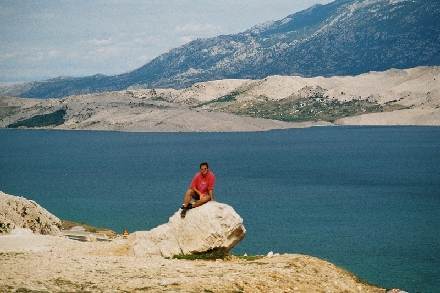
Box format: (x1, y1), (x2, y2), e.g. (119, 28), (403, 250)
(0, 67), (438, 132)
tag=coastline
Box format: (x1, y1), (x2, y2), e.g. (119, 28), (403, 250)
(1, 67), (438, 132)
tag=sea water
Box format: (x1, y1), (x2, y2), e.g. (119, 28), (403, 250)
(0, 126), (439, 293)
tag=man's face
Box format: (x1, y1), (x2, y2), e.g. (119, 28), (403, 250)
(200, 165), (209, 177)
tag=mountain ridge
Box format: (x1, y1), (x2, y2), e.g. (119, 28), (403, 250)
(1, 0), (439, 99)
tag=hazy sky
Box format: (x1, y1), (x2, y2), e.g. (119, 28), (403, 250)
(0, 0), (333, 82)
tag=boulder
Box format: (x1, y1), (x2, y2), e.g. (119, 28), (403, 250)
(0, 191), (62, 235)
(127, 201), (246, 257)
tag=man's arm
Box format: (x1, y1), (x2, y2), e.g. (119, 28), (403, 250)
(191, 186), (203, 197)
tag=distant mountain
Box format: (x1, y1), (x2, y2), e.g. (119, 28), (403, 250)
(2, 0), (439, 99)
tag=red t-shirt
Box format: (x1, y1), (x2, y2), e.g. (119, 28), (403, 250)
(190, 171), (215, 195)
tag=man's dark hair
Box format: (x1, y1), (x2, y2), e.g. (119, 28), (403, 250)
(200, 162), (209, 169)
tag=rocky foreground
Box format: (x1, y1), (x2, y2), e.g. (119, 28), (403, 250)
(0, 234), (388, 293)
(0, 191), (405, 293)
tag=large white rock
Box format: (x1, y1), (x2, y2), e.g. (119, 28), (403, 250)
(127, 201), (246, 257)
(0, 191), (62, 235)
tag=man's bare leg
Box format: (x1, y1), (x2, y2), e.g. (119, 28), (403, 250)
(183, 189), (194, 208)
(192, 194), (211, 208)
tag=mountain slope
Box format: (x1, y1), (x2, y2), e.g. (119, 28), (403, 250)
(2, 0), (439, 99)
(130, 0), (439, 84)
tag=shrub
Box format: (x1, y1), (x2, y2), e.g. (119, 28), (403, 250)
(172, 248), (229, 260)
(7, 109), (66, 128)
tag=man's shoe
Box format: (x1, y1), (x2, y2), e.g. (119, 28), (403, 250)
(180, 208), (187, 218)
(180, 203), (193, 218)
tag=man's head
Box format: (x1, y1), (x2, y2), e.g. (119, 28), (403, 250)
(200, 162), (209, 177)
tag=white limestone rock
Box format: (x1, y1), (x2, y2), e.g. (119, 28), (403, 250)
(0, 191), (62, 235)
(127, 201), (246, 257)
(10, 228), (34, 235)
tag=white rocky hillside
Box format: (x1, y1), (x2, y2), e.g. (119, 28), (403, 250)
(0, 191), (62, 235)
(0, 66), (438, 131)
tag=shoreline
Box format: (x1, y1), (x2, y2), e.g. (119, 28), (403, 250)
(1, 123), (439, 134)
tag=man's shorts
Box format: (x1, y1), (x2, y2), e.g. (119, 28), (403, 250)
(191, 194), (210, 201)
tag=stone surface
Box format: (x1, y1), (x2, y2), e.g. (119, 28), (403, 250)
(0, 245), (388, 293)
(127, 201), (246, 257)
(0, 191), (62, 235)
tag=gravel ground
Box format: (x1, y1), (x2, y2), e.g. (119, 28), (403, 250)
(0, 234), (390, 293)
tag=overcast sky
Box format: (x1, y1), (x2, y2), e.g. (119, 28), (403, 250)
(0, 0), (333, 82)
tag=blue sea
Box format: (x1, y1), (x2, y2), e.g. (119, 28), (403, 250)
(0, 127), (439, 293)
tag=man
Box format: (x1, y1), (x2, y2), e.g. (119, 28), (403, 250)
(180, 162), (215, 218)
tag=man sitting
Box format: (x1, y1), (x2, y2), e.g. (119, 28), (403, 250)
(180, 162), (215, 218)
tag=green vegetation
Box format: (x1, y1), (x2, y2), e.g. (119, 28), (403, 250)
(151, 96), (167, 101)
(172, 248), (229, 260)
(219, 94), (406, 122)
(192, 91), (240, 108)
(183, 85), (410, 123)
(170, 248), (265, 262)
(234, 254), (264, 261)
(216, 91), (241, 103)
(61, 220), (118, 237)
(7, 109), (66, 128)
(13, 288), (48, 293)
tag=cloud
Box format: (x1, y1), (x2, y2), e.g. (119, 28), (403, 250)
(0, 53), (16, 60)
(179, 36), (195, 43)
(30, 11), (57, 20)
(139, 54), (151, 64)
(173, 22), (224, 45)
(131, 34), (165, 46)
(48, 50), (60, 57)
(27, 52), (45, 62)
(87, 47), (122, 60)
(132, 37), (144, 44)
(89, 38), (113, 45)
(26, 49), (61, 62)
(175, 22), (221, 33)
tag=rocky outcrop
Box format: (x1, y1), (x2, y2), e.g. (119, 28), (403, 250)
(0, 191), (62, 235)
(127, 201), (246, 257)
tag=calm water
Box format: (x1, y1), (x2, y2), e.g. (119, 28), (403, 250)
(0, 127), (439, 293)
